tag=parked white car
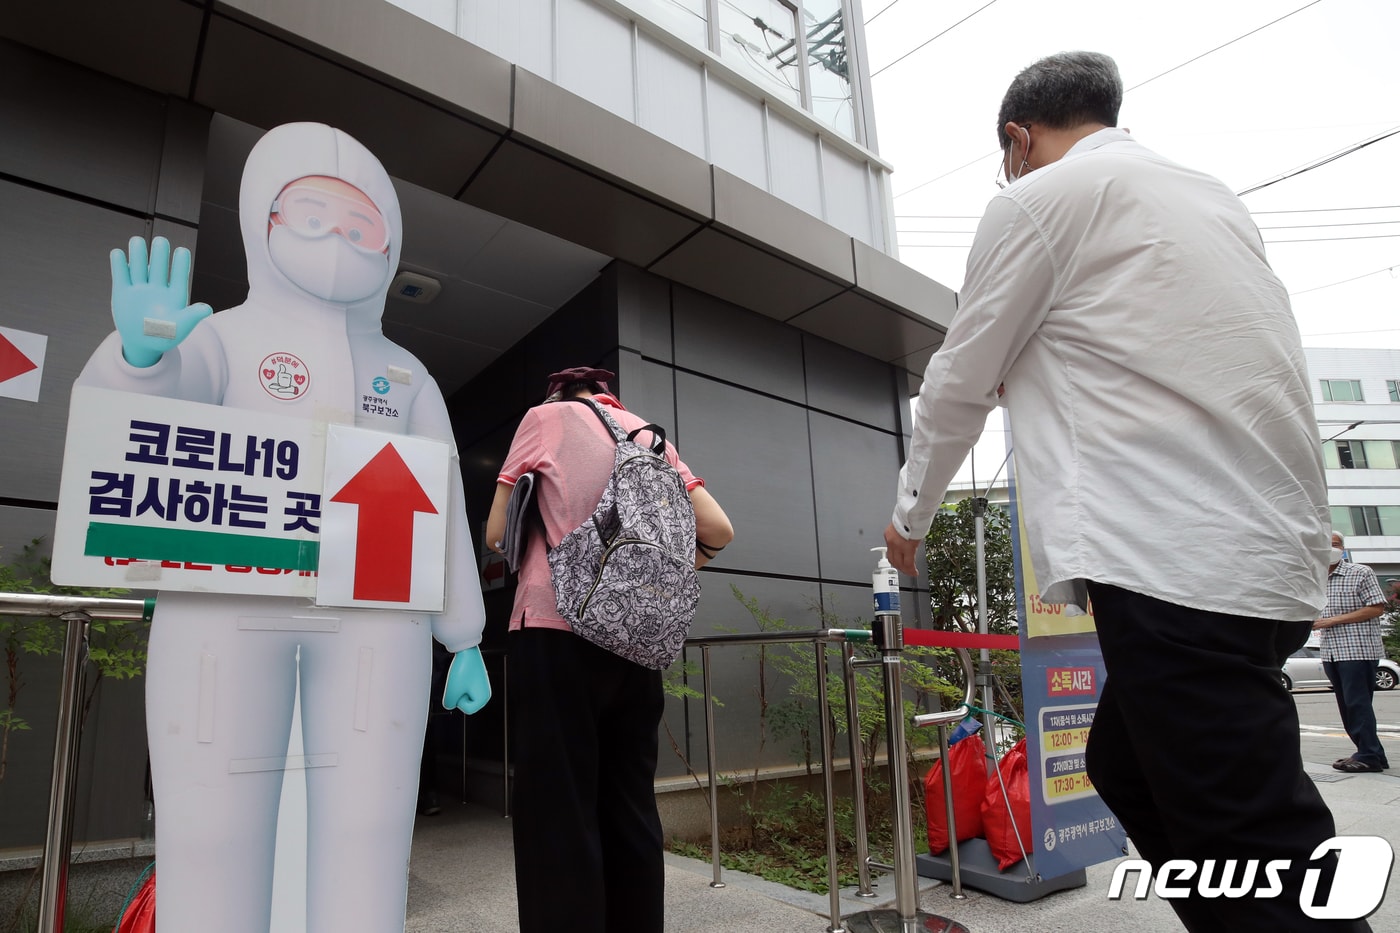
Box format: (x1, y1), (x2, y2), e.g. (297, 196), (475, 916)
(1280, 645), (1400, 691)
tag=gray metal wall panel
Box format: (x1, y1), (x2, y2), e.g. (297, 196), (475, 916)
(808, 411), (904, 585)
(672, 288), (805, 403)
(626, 356), (679, 447)
(803, 334), (899, 432)
(615, 264), (673, 364)
(0, 506), (58, 554)
(681, 574), (823, 774)
(155, 99), (214, 224)
(674, 373), (818, 579)
(0, 42), (166, 214)
(0, 183), (151, 503)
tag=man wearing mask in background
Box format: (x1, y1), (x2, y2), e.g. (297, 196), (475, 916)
(884, 51), (1352, 931)
(1316, 532), (1389, 773)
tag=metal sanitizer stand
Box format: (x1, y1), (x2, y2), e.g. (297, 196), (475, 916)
(843, 552), (972, 933)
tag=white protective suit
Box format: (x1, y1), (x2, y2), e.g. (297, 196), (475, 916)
(76, 123), (486, 932)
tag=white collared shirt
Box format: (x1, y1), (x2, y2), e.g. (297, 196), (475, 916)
(893, 127), (1329, 621)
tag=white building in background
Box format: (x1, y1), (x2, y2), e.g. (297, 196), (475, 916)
(1305, 347), (1400, 590)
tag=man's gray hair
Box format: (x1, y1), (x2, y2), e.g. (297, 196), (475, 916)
(996, 51), (1123, 150)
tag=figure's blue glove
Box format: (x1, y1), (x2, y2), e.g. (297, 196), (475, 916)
(110, 236), (213, 368)
(442, 646), (491, 715)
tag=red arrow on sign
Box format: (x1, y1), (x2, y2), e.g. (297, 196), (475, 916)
(0, 334), (37, 384)
(329, 442), (438, 602)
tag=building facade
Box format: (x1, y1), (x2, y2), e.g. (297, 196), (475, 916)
(1304, 347), (1400, 592)
(0, 0), (956, 851)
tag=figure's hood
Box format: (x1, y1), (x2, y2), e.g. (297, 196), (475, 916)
(238, 122), (401, 333)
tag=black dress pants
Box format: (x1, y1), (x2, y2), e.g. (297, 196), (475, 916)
(510, 627), (665, 933)
(1084, 582), (1370, 932)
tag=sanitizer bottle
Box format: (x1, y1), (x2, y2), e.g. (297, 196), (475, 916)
(871, 546), (900, 615)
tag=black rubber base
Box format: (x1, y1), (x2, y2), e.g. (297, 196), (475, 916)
(843, 909), (971, 933)
(915, 837), (1087, 903)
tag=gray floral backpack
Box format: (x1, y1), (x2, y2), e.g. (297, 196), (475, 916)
(547, 399), (700, 669)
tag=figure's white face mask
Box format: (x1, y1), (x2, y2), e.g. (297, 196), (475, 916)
(267, 223), (391, 303)
(1330, 547), (1345, 565)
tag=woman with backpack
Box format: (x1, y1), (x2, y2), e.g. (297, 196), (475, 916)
(485, 366), (733, 933)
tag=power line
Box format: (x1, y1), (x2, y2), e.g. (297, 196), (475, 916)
(1236, 125), (1400, 197)
(1259, 220), (1400, 231)
(865, 0), (904, 26)
(871, 0), (1000, 78)
(1252, 204), (1400, 215)
(1289, 264), (1399, 297)
(1125, 0), (1324, 93)
(892, 2), (1327, 199)
(1264, 233), (1400, 243)
(894, 150), (997, 199)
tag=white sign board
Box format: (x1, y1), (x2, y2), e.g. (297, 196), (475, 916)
(53, 387), (327, 596)
(54, 388), (451, 607)
(316, 425), (449, 611)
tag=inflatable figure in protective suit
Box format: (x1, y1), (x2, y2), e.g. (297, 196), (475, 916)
(76, 122), (490, 932)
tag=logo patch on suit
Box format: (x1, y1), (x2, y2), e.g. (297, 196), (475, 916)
(259, 352), (310, 400)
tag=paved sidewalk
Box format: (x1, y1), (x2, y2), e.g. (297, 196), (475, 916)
(405, 761), (1400, 932)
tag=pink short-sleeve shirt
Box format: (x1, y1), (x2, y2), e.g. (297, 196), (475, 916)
(497, 395), (702, 632)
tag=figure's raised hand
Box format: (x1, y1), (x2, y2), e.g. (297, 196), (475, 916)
(110, 236), (213, 368)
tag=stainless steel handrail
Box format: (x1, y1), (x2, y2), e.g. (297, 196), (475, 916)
(0, 592), (154, 933)
(689, 628), (869, 932)
(687, 625), (972, 933)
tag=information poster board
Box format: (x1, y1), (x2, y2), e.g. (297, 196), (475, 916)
(1007, 442), (1129, 879)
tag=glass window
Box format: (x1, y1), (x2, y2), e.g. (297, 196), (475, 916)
(1336, 440), (1368, 469)
(718, 0), (802, 105)
(1365, 439), (1398, 470)
(1350, 505), (1383, 536)
(1322, 441), (1341, 470)
(1320, 378), (1364, 402)
(800, 0), (854, 136)
(1380, 506), (1400, 536)
(1330, 506), (1355, 536)
(1388, 379), (1399, 403)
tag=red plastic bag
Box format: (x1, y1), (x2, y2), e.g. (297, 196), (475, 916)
(114, 867), (155, 933)
(981, 738), (1032, 871)
(923, 733), (986, 855)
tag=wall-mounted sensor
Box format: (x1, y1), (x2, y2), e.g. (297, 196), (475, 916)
(389, 271), (442, 304)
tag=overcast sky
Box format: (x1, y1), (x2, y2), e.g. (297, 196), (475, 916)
(862, 0), (1400, 487)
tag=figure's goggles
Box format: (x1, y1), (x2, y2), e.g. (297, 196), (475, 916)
(270, 184), (391, 254)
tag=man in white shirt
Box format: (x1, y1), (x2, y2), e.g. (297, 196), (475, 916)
(885, 52), (1351, 931)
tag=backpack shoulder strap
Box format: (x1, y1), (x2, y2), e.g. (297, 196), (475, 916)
(559, 397), (667, 455)
(558, 397), (626, 444)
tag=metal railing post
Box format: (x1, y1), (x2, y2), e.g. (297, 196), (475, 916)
(502, 656), (510, 818)
(0, 593), (153, 933)
(874, 611), (919, 929)
(701, 644), (724, 888)
(814, 641), (845, 933)
(972, 497), (995, 744)
(935, 722), (965, 900)
(37, 610), (90, 933)
(842, 644), (875, 898)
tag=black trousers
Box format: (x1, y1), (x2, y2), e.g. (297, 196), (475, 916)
(509, 627), (665, 933)
(1085, 583), (1370, 932)
(1323, 659), (1388, 768)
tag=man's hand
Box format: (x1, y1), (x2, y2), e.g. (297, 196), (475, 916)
(111, 236), (212, 368)
(883, 522), (920, 578)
